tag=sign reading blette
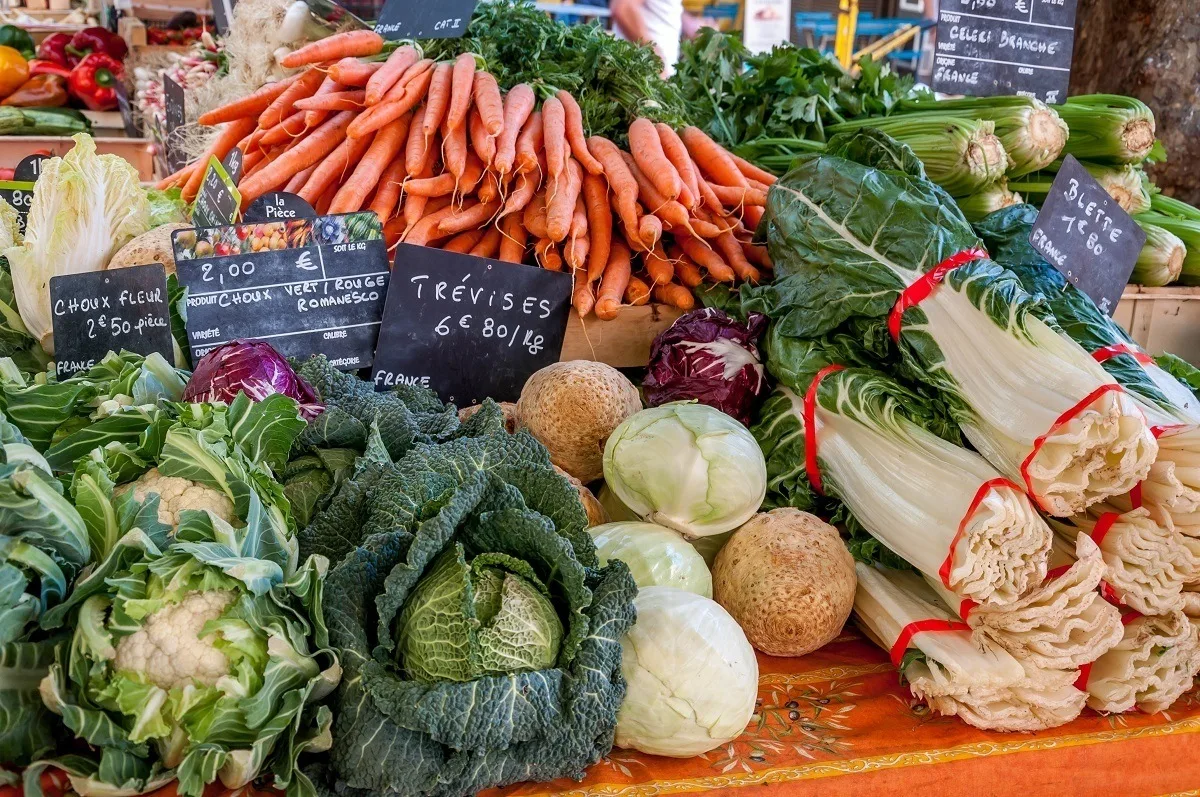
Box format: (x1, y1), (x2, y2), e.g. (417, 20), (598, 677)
(50, 264), (173, 377)
(173, 212), (389, 369)
(933, 0), (1078, 103)
(372, 245), (571, 405)
(375, 0), (477, 40)
(1030, 156), (1145, 315)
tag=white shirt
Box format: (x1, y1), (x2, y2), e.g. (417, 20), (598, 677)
(614, 0), (683, 76)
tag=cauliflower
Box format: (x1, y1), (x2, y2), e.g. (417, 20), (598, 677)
(113, 590), (234, 690)
(114, 467), (236, 527)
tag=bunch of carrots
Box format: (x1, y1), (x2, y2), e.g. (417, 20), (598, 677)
(159, 29), (775, 320)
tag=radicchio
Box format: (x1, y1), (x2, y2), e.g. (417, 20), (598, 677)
(643, 308), (768, 425)
(183, 340), (325, 420)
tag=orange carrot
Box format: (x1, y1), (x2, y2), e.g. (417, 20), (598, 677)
(573, 270), (595, 317)
(438, 200), (501, 235)
(515, 111), (543, 175)
(669, 246), (705, 287)
(443, 228), (484, 253)
(285, 162), (319, 193)
(629, 117), (681, 202)
(565, 197), (589, 271)
(556, 90), (602, 176)
(295, 90), (367, 112)
(655, 123), (700, 209)
(458, 153), (486, 196)
(298, 126), (374, 202)
(588, 136), (638, 234)
(380, 58), (433, 103)
(423, 62), (454, 140)
(385, 216), (407, 249)
(402, 162), (436, 231)
(731, 153), (777, 185)
(348, 64), (433, 138)
(366, 45), (419, 105)
(638, 214), (662, 250)
(595, 240), (632, 320)
(501, 167), (539, 218)
(302, 75), (340, 127)
(478, 170), (501, 203)
(625, 275), (651, 306)
(469, 109), (496, 167)
(621, 150), (700, 237)
(655, 282), (696, 310)
(446, 52), (477, 132)
(581, 173), (611, 282)
(259, 67), (324, 128)
(405, 105), (428, 174)
(182, 116), (257, 201)
(328, 59), (382, 88)
(198, 74), (300, 125)
(715, 231), (761, 282)
(542, 96), (566, 181)
(499, 214), (527, 263)
(708, 183), (767, 207)
(470, 226), (503, 258)
(280, 30), (384, 68)
(535, 238), (563, 271)
(406, 172), (456, 197)
(442, 117), (468, 182)
(369, 156), (407, 221)
(743, 204), (765, 229)
(546, 159), (582, 242)
(258, 110), (310, 146)
(523, 190), (549, 239)
(240, 147), (266, 175)
(644, 241), (673, 286)
(240, 110), (357, 202)
(690, 216), (730, 239)
(697, 176), (726, 215)
(315, 182), (338, 215)
(678, 233), (735, 281)
(156, 161), (196, 189)
(405, 200), (464, 246)
(741, 241), (772, 270)
(331, 113), (411, 213)
(495, 83), (535, 174)
(473, 71), (504, 136)
(682, 126), (749, 188)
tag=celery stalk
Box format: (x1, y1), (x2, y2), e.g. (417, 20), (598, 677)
(1053, 94), (1157, 164)
(1132, 220), (1185, 286)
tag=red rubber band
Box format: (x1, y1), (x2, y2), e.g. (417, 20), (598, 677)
(958, 599), (978, 620)
(804, 364), (845, 496)
(1019, 383), (1126, 512)
(1120, 609), (1142, 625)
(1090, 512), (1120, 547)
(888, 247), (989, 341)
(1099, 580), (1123, 606)
(889, 619), (972, 667)
(1092, 343), (1152, 366)
(1044, 564), (1072, 581)
(938, 477), (1022, 588)
(1074, 662), (1093, 690)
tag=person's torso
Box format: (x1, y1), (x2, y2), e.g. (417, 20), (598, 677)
(615, 0), (682, 73)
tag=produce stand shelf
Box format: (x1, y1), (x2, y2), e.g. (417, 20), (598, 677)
(0, 136), (155, 180)
(493, 627), (1200, 797)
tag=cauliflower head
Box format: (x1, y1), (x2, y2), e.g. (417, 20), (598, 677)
(113, 590), (235, 690)
(115, 467), (236, 527)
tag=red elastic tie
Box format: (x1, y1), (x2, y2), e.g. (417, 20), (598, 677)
(1099, 580), (1123, 606)
(1120, 610), (1143, 625)
(958, 599), (978, 620)
(888, 247), (989, 341)
(1090, 512), (1120, 547)
(1044, 564), (1072, 582)
(1092, 343), (1152, 366)
(1129, 482), (1144, 510)
(804, 364), (845, 495)
(1019, 383), (1126, 511)
(889, 619), (972, 667)
(1074, 662), (1093, 690)
(939, 478), (1021, 588)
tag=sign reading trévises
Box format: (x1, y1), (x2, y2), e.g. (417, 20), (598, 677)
(173, 212), (389, 369)
(372, 244), (572, 405)
(375, 0), (477, 40)
(933, 0), (1078, 103)
(50, 264), (173, 377)
(1030, 155), (1145, 315)
(164, 76), (188, 172)
(192, 156), (240, 228)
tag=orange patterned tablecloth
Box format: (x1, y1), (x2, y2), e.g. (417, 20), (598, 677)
(495, 629), (1200, 797)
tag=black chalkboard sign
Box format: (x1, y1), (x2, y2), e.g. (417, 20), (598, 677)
(164, 76), (188, 172)
(244, 191), (315, 223)
(115, 81), (139, 138)
(222, 147), (243, 184)
(14, 154), (45, 182)
(213, 0), (236, 35)
(192, 157), (240, 228)
(1030, 156), (1145, 315)
(375, 0), (477, 40)
(933, 0), (1078, 103)
(372, 244), (572, 404)
(172, 212), (389, 369)
(50, 264), (174, 377)
(0, 179), (34, 234)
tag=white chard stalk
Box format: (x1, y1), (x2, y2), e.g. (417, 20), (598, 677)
(1084, 610), (1200, 714)
(854, 563), (1086, 732)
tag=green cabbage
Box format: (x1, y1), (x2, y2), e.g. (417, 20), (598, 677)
(590, 521), (712, 597)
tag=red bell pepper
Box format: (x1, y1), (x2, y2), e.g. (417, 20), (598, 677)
(68, 53), (124, 111)
(28, 59), (73, 78)
(36, 32), (74, 67)
(67, 27), (128, 63)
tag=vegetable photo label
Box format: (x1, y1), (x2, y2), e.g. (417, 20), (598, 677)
(50, 264), (174, 378)
(1030, 155), (1145, 315)
(191, 156), (241, 229)
(375, 0), (477, 40)
(173, 212), (389, 369)
(932, 0), (1078, 103)
(373, 244), (572, 404)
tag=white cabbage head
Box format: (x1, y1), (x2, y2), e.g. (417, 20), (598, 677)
(589, 521), (712, 597)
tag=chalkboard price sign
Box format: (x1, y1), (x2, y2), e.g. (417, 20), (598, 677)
(192, 156), (240, 229)
(0, 179), (34, 234)
(213, 0), (236, 35)
(50, 264), (174, 377)
(164, 76), (188, 172)
(173, 212), (389, 369)
(115, 81), (139, 138)
(222, 147), (244, 184)
(14, 154), (45, 182)
(933, 0), (1079, 103)
(1030, 156), (1145, 315)
(244, 191), (315, 222)
(372, 245), (572, 405)
(375, 0), (477, 40)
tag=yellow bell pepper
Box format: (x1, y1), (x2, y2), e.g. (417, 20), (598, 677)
(0, 46), (29, 100)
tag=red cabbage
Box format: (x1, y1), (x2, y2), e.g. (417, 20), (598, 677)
(183, 340), (324, 420)
(643, 309), (768, 425)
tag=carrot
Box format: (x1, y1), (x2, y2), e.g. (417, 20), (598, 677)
(240, 147), (267, 175)
(259, 67), (325, 128)
(743, 204), (765, 230)
(678, 233), (736, 281)
(285, 162), (319, 193)
(655, 282), (696, 310)
(741, 241), (772, 270)
(469, 109), (496, 167)
(731, 153), (777, 185)
(542, 96), (566, 182)
(406, 172), (455, 198)
(473, 71), (504, 136)
(621, 151), (700, 238)
(385, 215), (407, 249)
(625, 275), (651, 306)
(258, 110), (310, 147)
(366, 45), (419, 105)
(348, 64), (434, 139)
(588, 136), (638, 234)
(438, 200), (501, 235)
(405, 199), (464, 246)
(689, 210), (731, 238)
(644, 241), (673, 286)
(368, 156), (407, 220)
(405, 106), (429, 174)
(499, 214), (527, 263)
(515, 111), (544, 175)
(681, 126), (749, 188)
(280, 30), (384, 68)
(556, 90), (602, 175)
(156, 161), (196, 189)
(470, 226), (503, 258)
(297, 125), (373, 203)
(573, 270), (595, 317)
(655, 123), (700, 210)
(328, 58), (381, 88)
(581, 173), (611, 282)
(715, 231), (761, 282)
(595, 240), (632, 320)
(198, 74), (300, 125)
(629, 117), (681, 202)
(182, 116), (257, 201)
(239, 111), (357, 202)
(546, 159), (582, 242)
(442, 117), (468, 182)
(535, 238), (563, 271)
(331, 114), (411, 213)
(669, 246), (705, 287)
(423, 62), (454, 140)
(494, 83), (535, 174)
(697, 176), (726, 216)
(315, 182), (338, 215)
(523, 190), (549, 239)
(295, 90), (366, 112)
(565, 197), (589, 271)
(380, 58), (433, 103)
(709, 183), (767, 207)
(302, 75), (340, 128)
(444, 228), (485, 253)
(446, 52), (477, 132)
(478, 170), (502, 203)
(501, 167), (539, 218)
(638, 214), (662, 250)
(458, 153), (486, 196)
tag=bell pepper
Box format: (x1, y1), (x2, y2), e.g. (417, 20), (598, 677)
(67, 52), (122, 111)
(0, 26), (35, 60)
(0, 47), (29, 100)
(2, 74), (68, 107)
(28, 59), (71, 78)
(67, 27), (128, 63)
(35, 32), (73, 67)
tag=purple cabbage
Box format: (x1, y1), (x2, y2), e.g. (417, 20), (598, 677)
(643, 308), (768, 426)
(183, 340), (325, 420)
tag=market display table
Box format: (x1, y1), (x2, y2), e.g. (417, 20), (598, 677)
(495, 629), (1200, 797)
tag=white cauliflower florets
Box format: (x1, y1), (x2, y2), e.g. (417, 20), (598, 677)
(114, 467), (236, 527)
(113, 590), (234, 690)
